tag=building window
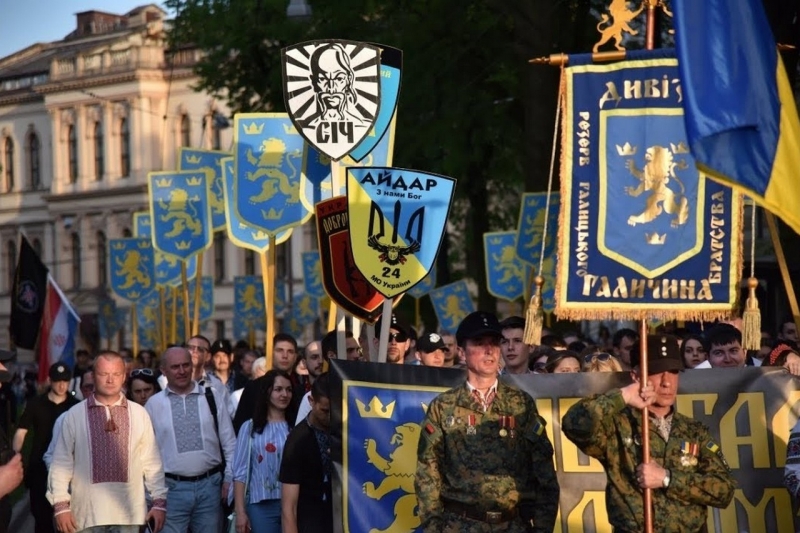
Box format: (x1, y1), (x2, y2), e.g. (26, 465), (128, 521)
(4, 137), (14, 192)
(94, 121), (104, 180)
(32, 238), (42, 258)
(28, 132), (40, 190)
(244, 249), (255, 276)
(120, 118), (130, 177)
(68, 125), (78, 183)
(122, 228), (132, 238)
(7, 240), (16, 291)
(180, 114), (191, 147)
(214, 232), (226, 283)
(212, 120), (222, 150)
(215, 320), (225, 341)
(97, 231), (107, 287)
(71, 232), (81, 289)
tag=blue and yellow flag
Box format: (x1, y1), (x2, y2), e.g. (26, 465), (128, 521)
(515, 192), (560, 266)
(484, 231), (528, 302)
(98, 299), (127, 341)
(134, 211), (197, 286)
(221, 157), (292, 253)
(291, 292), (319, 327)
(348, 45), (402, 163)
(174, 276), (214, 323)
(136, 290), (162, 351)
(148, 171), (213, 260)
(674, 0), (800, 236)
(557, 51), (742, 321)
(234, 275), (265, 323)
(109, 238), (156, 302)
(347, 168), (456, 298)
(429, 280), (474, 333)
(179, 148), (229, 232)
(406, 264), (436, 299)
(302, 251), (325, 300)
(233, 113), (310, 235)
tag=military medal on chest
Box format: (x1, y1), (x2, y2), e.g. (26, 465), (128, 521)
(680, 441), (699, 466)
(508, 416), (516, 439)
(499, 416), (508, 438)
(467, 414), (477, 435)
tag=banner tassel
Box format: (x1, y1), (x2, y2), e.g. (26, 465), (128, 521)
(742, 277), (761, 351)
(524, 275), (545, 346)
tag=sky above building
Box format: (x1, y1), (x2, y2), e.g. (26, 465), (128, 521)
(0, 0), (171, 59)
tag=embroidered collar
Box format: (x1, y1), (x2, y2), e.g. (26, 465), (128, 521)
(88, 393), (127, 409)
(166, 381), (201, 396)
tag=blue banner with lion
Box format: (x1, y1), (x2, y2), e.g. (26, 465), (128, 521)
(329, 362), (800, 533)
(555, 50), (743, 321)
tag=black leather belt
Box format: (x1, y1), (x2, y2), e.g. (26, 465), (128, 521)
(165, 464), (222, 482)
(443, 501), (518, 524)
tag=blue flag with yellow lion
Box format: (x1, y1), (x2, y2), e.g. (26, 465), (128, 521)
(556, 50), (742, 321)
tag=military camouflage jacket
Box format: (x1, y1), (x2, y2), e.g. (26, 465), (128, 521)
(562, 388), (736, 532)
(415, 381), (559, 533)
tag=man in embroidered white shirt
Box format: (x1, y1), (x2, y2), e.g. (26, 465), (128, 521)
(145, 347), (236, 533)
(47, 351), (167, 533)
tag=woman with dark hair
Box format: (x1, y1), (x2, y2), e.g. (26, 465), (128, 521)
(680, 334), (707, 369)
(126, 368), (161, 405)
(232, 369), (293, 533)
(545, 350), (582, 373)
(137, 349), (158, 370)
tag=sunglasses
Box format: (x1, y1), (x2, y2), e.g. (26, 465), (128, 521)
(130, 368), (155, 378)
(389, 332), (408, 343)
(584, 353), (612, 363)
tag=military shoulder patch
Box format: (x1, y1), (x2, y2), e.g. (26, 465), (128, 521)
(706, 440), (720, 454)
(425, 423), (436, 435)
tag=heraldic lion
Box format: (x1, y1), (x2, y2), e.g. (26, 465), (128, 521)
(115, 250), (150, 289)
(363, 423), (421, 533)
(624, 145), (690, 228)
(158, 189), (202, 237)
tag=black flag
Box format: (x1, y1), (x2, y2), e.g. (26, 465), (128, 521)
(10, 237), (48, 349)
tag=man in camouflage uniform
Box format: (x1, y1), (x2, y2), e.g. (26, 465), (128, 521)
(415, 311), (559, 533)
(562, 334), (735, 532)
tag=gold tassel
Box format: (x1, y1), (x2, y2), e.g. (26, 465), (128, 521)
(742, 277), (761, 351)
(523, 276), (545, 345)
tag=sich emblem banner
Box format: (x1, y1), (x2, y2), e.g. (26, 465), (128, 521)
(557, 51), (742, 321)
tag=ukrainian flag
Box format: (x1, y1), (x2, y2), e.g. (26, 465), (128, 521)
(674, 0), (800, 235)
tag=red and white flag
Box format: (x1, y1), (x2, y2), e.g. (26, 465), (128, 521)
(37, 274), (80, 383)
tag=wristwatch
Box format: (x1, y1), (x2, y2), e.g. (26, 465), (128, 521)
(662, 469), (671, 488)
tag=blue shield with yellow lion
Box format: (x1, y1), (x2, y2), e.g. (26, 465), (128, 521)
(148, 171), (212, 260)
(179, 148), (229, 232)
(109, 238), (156, 302)
(291, 293), (319, 326)
(136, 290), (162, 351)
(429, 280), (475, 333)
(221, 157), (292, 253)
(342, 381), (446, 533)
(302, 251), (325, 300)
(599, 113), (702, 277)
(233, 113), (310, 235)
(134, 211), (198, 286)
(484, 232), (529, 302)
(515, 192), (560, 266)
(234, 276), (265, 324)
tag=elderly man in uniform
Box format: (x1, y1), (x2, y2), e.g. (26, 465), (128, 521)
(562, 335), (736, 532)
(415, 311), (559, 533)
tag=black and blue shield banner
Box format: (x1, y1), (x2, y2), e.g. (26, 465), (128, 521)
(557, 52), (742, 320)
(330, 362), (799, 533)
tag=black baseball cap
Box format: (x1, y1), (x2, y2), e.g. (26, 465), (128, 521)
(630, 334), (684, 374)
(375, 314), (410, 338)
(210, 339), (233, 355)
(49, 362), (72, 382)
(456, 312), (503, 345)
(416, 333), (446, 354)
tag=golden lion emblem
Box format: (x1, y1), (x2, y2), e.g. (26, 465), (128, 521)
(244, 139), (301, 205)
(442, 294), (467, 324)
(624, 145), (690, 228)
(158, 188), (202, 238)
(492, 245), (524, 284)
(363, 423), (421, 533)
(115, 250), (150, 290)
(593, 0), (644, 52)
(237, 286), (261, 313)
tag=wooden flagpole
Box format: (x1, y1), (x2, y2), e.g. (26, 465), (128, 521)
(261, 236), (277, 370)
(191, 252), (205, 336)
(180, 262), (191, 340)
(159, 287), (167, 353)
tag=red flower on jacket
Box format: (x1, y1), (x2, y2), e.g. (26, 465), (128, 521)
(265, 443), (277, 453)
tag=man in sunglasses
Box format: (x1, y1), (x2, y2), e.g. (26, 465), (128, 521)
(562, 335), (735, 533)
(373, 314), (411, 364)
(416, 312), (559, 533)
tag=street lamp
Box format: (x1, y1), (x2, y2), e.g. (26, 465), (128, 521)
(286, 0), (312, 19)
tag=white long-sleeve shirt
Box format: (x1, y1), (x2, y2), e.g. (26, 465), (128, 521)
(145, 381), (236, 482)
(43, 412), (67, 469)
(47, 394), (167, 531)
